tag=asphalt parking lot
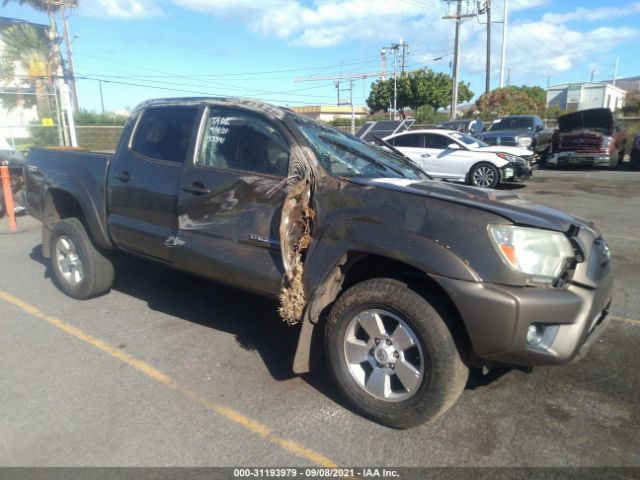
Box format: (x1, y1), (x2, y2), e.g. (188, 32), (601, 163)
(0, 168), (639, 469)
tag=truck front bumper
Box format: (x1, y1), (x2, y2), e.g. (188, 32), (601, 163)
(432, 272), (613, 366)
(547, 151), (612, 167)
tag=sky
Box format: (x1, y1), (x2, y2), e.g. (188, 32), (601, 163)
(1, 0), (638, 113)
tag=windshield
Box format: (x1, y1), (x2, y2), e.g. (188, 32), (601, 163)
(289, 114), (428, 180)
(488, 117), (534, 131)
(450, 132), (488, 148)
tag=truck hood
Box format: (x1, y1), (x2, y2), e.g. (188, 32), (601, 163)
(557, 108), (613, 135)
(351, 177), (588, 232)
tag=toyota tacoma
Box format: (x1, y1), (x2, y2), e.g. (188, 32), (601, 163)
(25, 98), (613, 428)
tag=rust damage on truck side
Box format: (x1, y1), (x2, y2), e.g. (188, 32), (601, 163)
(278, 175), (314, 326)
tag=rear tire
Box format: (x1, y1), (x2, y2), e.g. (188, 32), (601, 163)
(325, 278), (468, 429)
(50, 217), (115, 299)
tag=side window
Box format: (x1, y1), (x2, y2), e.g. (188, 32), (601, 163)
(424, 134), (452, 150)
(392, 134), (423, 148)
(131, 107), (198, 163)
(198, 109), (290, 177)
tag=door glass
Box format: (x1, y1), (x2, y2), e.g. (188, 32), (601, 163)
(424, 134), (452, 150)
(393, 134), (422, 148)
(198, 109), (290, 177)
(131, 107), (198, 163)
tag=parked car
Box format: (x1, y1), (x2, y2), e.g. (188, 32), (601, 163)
(0, 137), (27, 217)
(479, 115), (552, 161)
(631, 132), (640, 171)
(25, 98), (613, 428)
(547, 108), (627, 168)
(383, 128), (533, 188)
(437, 119), (484, 137)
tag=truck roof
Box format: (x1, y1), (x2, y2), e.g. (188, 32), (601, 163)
(133, 97), (291, 119)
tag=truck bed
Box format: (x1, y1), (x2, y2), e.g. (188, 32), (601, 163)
(25, 147), (114, 249)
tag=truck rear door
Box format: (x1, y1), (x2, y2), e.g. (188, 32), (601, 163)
(107, 106), (201, 261)
(172, 106), (293, 296)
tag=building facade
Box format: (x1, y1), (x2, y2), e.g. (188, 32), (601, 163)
(546, 82), (627, 113)
(0, 17), (50, 141)
(291, 105), (368, 122)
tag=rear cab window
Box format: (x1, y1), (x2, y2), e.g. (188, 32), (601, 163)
(131, 107), (199, 163)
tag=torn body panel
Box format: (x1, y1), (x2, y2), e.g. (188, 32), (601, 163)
(278, 177), (313, 325)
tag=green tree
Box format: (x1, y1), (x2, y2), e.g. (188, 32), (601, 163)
(473, 85), (547, 121)
(0, 23), (53, 113)
(414, 105), (448, 125)
(367, 68), (473, 118)
(621, 91), (640, 117)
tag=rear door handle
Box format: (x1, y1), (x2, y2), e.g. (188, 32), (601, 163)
(182, 182), (211, 195)
(115, 171), (133, 182)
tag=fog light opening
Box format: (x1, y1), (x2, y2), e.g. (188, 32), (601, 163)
(526, 324), (544, 346)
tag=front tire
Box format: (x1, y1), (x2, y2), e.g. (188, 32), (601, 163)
(468, 163), (500, 188)
(325, 278), (468, 429)
(50, 217), (115, 299)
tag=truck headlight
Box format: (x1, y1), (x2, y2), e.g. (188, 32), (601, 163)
(517, 137), (532, 148)
(488, 225), (575, 283)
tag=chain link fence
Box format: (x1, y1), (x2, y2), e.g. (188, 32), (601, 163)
(4, 125), (124, 152)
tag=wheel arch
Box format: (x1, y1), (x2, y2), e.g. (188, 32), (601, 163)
(292, 251), (472, 374)
(41, 187), (111, 258)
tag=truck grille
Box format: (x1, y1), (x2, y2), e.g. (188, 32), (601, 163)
(483, 136), (517, 146)
(559, 133), (602, 151)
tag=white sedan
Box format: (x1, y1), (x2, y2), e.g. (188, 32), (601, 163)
(383, 129), (533, 188)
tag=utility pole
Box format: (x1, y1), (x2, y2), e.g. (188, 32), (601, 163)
(380, 49), (387, 80)
(499, 0), (509, 88)
(99, 80), (105, 114)
(59, 3), (78, 111)
(443, 2), (476, 119)
(613, 56), (619, 86)
(46, 3), (77, 147)
(296, 71), (383, 133)
(485, 0), (492, 94)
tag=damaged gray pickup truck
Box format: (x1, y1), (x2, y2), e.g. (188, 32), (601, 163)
(25, 98), (613, 428)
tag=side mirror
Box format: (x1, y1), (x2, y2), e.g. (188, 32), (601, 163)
(447, 143), (461, 150)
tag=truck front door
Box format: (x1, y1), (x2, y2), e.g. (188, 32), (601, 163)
(107, 106), (200, 261)
(173, 106), (293, 296)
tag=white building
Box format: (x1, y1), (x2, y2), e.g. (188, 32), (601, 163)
(0, 17), (49, 142)
(546, 82), (626, 113)
(291, 105), (368, 122)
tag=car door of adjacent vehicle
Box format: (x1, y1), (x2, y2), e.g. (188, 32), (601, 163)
(390, 133), (426, 164)
(107, 106), (200, 261)
(423, 133), (466, 179)
(172, 106), (293, 296)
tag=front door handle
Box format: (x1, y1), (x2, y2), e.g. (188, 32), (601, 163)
(115, 171), (133, 182)
(421, 153), (431, 158)
(182, 182), (211, 196)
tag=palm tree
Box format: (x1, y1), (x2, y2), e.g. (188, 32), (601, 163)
(0, 23), (53, 113)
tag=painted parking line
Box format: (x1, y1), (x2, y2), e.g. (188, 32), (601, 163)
(0, 290), (338, 468)
(611, 315), (640, 326)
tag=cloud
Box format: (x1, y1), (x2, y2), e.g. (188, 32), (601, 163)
(542, 2), (640, 24)
(170, 0), (443, 47)
(82, 0), (164, 19)
(461, 19), (638, 83)
(510, 0), (551, 12)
